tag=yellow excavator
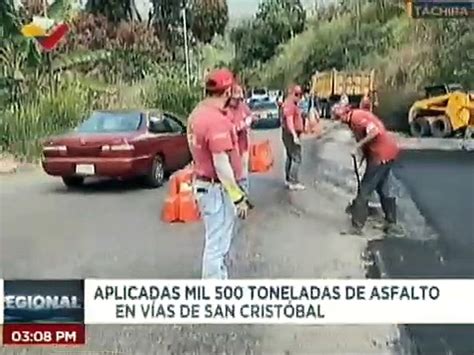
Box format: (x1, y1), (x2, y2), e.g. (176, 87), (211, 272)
(408, 84), (474, 138)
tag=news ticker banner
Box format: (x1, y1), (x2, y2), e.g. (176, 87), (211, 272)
(1, 279), (473, 337)
(406, 0), (474, 18)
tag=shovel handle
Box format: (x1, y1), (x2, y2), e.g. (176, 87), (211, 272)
(351, 154), (361, 194)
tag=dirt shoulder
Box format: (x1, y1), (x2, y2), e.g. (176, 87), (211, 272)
(0, 152), (39, 175)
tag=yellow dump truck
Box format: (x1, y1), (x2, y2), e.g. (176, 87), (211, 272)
(310, 69), (377, 118)
(408, 84), (474, 138)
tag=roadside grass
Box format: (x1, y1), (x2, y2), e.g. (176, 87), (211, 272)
(0, 68), (201, 161)
(0, 83), (96, 160)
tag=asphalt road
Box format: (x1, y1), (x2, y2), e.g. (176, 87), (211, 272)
(2, 125), (472, 354)
(376, 150), (474, 355)
(0, 129), (395, 354)
(306, 127), (474, 355)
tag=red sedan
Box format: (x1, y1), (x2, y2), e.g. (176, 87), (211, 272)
(41, 109), (191, 188)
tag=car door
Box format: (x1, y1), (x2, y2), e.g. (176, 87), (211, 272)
(162, 113), (191, 169)
(145, 111), (182, 172)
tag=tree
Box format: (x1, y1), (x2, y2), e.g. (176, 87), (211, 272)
(231, 0), (305, 68)
(149, 0), (183, 54)
(85, 0), (140, 23)
(256, 0), (305, 39)
(188, 0), (228, 44)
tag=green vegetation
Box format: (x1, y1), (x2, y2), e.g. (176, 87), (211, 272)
(0, 0), (219, 159)
(229, 0), (473, 128)
(1, 0), (472, 159)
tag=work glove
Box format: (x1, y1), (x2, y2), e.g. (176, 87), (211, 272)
(293, 133), (301, 145)
(234, 196), (250, 219)
(226, 184), (253, 220)
(350, 146), (362, 157)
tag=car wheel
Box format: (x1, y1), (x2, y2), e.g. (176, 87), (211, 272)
(144, 155), (165, 188)
(62, 176), (84, 188)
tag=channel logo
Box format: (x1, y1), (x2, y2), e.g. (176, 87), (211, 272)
(407, 0), (474, 18)
(3, 280), (84, 323)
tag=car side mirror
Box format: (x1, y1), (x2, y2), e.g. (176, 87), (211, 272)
(149, 116), (163, 133)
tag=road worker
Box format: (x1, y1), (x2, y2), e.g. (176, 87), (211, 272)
(187, 68), (252, 279)
(331, 103), (404, 237)
(281, 84), (305, 190)
(228, 84), (253, 195)
(340, 93), (349, 106)
(360, 89), (378, 111)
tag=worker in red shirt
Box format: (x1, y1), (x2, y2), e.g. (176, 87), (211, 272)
(331, 103), (404, 236)
(187, 68), (252, 279)
(281, 84), (305, 190)
(228, 84), (253, 195)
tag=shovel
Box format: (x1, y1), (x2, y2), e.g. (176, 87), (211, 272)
(352, 154), (362, 194)
(345, 154), (362, 214)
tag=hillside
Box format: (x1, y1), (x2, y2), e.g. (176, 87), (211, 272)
(255, 1), (473, 129)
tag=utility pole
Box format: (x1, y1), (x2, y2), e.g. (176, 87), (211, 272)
(43, 0), (54, 96)
(182, 6), (190, 88)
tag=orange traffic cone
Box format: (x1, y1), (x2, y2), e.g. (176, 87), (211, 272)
(168, 173), (180, 196)
(174, 167), (193, 192)
(249, 140), (274, 173)
(168, 166), (193, 197)
(161, 195), (179, 223)
(177, 191), (201, 222)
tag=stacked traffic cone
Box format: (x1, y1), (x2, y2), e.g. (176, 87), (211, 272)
(161, 165), (201, 223)
(249, 140), (274, 173)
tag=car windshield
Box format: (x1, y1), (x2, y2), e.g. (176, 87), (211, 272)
(250, 101), (278, 110)
(253, 89), (267, 95)
(76, 111), (142, 133)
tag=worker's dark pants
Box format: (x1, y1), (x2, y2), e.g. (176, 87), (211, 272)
(282, 130), (302, 183)
(352, 160), (397, 229)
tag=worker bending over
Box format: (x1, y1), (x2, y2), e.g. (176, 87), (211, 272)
(228, 84), (253, 195)
(282, 84), (305, 190)
(331, 103), (403, 236)
(187, 68), (252, 279)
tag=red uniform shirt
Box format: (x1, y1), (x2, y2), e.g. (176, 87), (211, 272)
(282, 99), (304, 134)
(230, 103), (251, 154)
(187, 101), (243, 180)
(348, 109), (399, 163)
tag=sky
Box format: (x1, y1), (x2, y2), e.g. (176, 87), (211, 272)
(228, 0), (328, 20)
(16, 0), (330, 22)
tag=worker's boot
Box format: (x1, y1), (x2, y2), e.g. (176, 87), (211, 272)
(345, 200), (354, 214)
(341, 197), (367, 236)
(381, 197), (404, 237)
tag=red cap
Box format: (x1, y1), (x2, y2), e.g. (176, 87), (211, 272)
(205, 68), (235, 93)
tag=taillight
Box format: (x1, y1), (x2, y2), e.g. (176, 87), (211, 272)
(101, 144), (134, 152)
(43, 145), (67, 152)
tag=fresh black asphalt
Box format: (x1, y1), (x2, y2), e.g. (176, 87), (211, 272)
(369, 149), (474, 354)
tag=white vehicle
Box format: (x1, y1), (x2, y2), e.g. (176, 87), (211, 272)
(249, 87), (269, 101)
(268, 90), (280, 102)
